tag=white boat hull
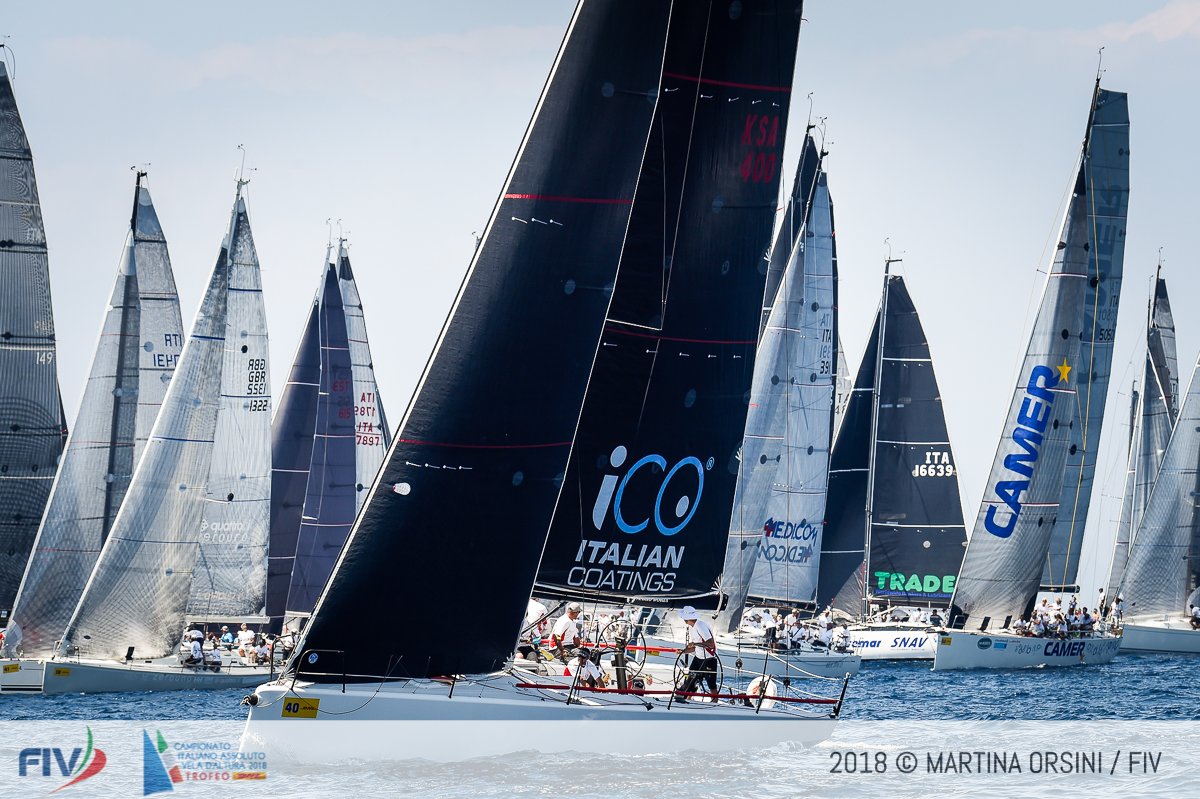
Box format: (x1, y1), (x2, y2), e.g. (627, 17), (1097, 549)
(0, 659), (44, 693)
(1119, 622), (1200, 653)
(241, 673), (837, 761)
(41, 659), (275, 694)
(933, 630), (1122, 670)
(844, 627), (939, 660)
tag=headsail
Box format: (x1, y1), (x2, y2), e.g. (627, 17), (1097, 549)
(1122, 348), (1200, 621)
(292, 0), (675, 679)
(534, 1), (804, 608)
(718, 152), (836, 628)
(60, 184), (267, 659)
(817, 274), (965, 613)
(5, 176), (184, 656)
(950, 87), (1128, 630)
(1106, 277), (1178, 601)
(1040, 89), (1130, 592)
(0, 62), (67, 616)
(760, 133), (821, 339)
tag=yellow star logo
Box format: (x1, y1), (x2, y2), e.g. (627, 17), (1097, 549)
(1055, 358), (1071, 386)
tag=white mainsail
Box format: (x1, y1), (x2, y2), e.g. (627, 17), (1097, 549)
(334, 241), (390, 506)
(59, 184), (268, 659)
(4, 178), (184, 656)
(1122, 348), (1200, 622)
(187, 192), (272, 619)
(1105, 278), (1178, 600)
(719, 168), (835, 624)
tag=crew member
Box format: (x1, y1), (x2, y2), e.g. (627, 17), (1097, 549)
(1191, 604), (1200, 630)
(551, 602), (584, 660)
(570, 647), (605, 689)
(183, 636), (204, 666)
(675, 606), (718, 702)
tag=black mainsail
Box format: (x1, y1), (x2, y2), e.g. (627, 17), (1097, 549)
(534, 1), (804, 608)
(817, 272), (966, 613)
(293, 0), (674, 679)
(0, 62), (67, 616)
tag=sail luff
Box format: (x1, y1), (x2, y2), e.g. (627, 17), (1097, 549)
(0, 62), (66, 615)
(1104, 381), (1139, 601)
(759, 133), (821, 340)
(4, 181), (183, 657)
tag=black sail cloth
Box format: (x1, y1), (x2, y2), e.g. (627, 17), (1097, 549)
(294, 0), (674, 680)
(535, 0), (804, 608)
(818, 276), (966, 612)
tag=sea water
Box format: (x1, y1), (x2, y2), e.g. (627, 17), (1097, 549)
(1, 652), (1195, 798)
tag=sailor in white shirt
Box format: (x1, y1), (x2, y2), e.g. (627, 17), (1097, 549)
(237, 623), (255, 657)
(1113, 597), (1124, 622)
(551, 602), (584, 660)
(1190, 604), (1200, 629)
(762, 612), (778, 647)
(183, 637), (204, 666)
(569, 647), (605, 689)
(815, 623), (834, 648)
(207, 646), (223, 672)
(675, 606), (718, 702)
(519, 597), (550, 658)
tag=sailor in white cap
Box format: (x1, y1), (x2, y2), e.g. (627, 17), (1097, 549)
(675, 606), (718, 702)
(551, 602), (585, 661)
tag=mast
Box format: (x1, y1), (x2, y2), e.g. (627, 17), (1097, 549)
(860, 255), (899, 619)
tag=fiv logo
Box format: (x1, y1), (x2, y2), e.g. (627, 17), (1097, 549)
(17, 726), (106, 794)
(591, 445), (712, 536)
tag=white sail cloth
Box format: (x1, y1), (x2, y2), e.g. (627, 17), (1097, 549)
(60, 188), (270, 660)
(335, 243), (390, 506)
(1121, 349), (1200, 622)
(5, 184), (184, 657)
(720, 172), (835, 622)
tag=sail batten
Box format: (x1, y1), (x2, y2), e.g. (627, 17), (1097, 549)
(4, 179), (184, 657)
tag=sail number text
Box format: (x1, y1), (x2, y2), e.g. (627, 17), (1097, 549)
(913, 450), (955, 477)
(246, 359), (267, 397)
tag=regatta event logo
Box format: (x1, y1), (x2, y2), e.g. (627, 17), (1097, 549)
(984, 361), (1070, 538)
(591, 445), (710, 536)
(143, 730), (184, 795)
(17, 726), (106, 794)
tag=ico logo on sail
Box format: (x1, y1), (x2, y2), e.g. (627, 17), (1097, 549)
(984, 361), (1070, 538)
(568, 445), (711, 594)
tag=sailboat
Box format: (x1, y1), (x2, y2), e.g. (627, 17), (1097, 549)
(934, 82), (1129, 670)
(40, 179), (275, 694)
(0, 174), (185, 693)
(265, 240), (389, 634)
(707, 133), (859, 678)
(1116, 278), (1200, 653)
(1104, 272), (1177, 614)
(0, 60), (68, 626)
(813, 264), (966, 661)
(243, 1), (838, 762)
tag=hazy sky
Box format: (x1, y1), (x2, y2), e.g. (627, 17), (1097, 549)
(4, 1), (1198, 599)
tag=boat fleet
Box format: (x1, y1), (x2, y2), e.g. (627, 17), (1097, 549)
(0, 0), (1195, 760)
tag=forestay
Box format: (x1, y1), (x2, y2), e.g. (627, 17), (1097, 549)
(759, 133), (820, 339)
(1041, 89), (1130, 592)
(1122, 348), (1200, 621)
(0, 62), (67, 615)
(293, 0), (675, 679)
(719, 160), (836, 626)
(535, 1), (804, 608)
(949, 88), (1126, 630)
(61, 186), (266, 659)
(5, 178), (184, 657)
